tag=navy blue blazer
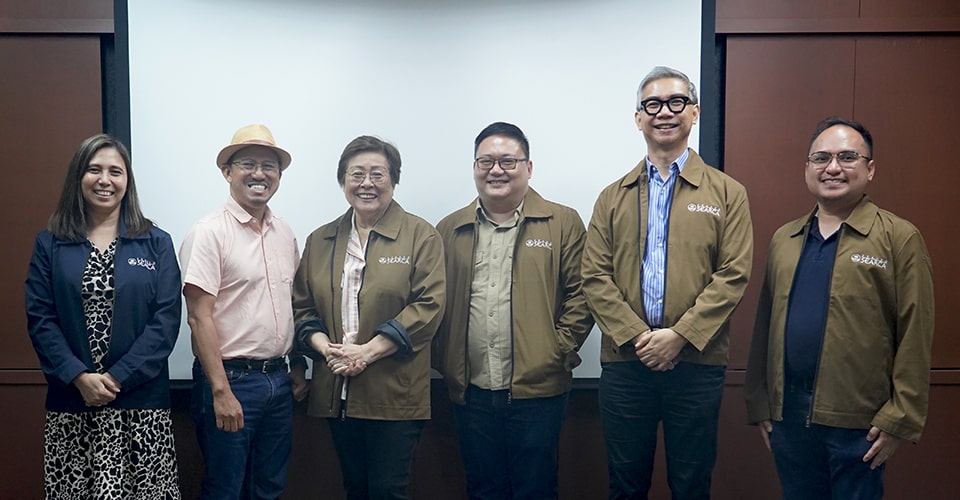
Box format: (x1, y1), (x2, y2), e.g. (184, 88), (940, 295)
(25, 224), (182, 412)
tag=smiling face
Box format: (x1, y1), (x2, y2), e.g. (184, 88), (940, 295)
(222, 145), (281, 219)
(81, 147), (128, 219)
(635, 77), (700, 157)
(805, 124), (875, 211)
(343, 151), (394, 225)
(473, 134), (532, 213)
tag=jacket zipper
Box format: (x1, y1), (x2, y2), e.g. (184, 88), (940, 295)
(464, 227), (478, 402)
(339, 230), (371, 421)
(804, 226), (839, 428)
(506, 217), (527, 405)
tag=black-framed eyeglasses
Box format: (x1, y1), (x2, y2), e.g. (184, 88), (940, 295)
(474, 157), (528, 171)
(638, 96), (692, 116)
(807, 150), (871, 169)
(232, 158), (280, 174)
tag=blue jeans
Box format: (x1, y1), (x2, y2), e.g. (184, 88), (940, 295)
(599, 361), (725, 500)
(452, 385), (569, 500)
(327, 417), (425, 500)
(192, 360), (294, 500)
(771, 384), (884, 500)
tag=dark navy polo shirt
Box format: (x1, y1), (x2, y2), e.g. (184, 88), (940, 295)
(784, 216), (839, 382)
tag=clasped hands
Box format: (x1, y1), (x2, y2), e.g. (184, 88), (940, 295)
(634, 328), (687, 371)
(324, 343), (369, 376)
(74, 372), (121, 407)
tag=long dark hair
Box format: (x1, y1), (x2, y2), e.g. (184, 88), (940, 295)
(47, 134), (153, 241)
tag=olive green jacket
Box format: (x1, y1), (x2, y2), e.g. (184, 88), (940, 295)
(582, 149), (753, 365)
(433, 189), (594, 404)
(292, 200), (445, 420)
(745, 196), (935, 442)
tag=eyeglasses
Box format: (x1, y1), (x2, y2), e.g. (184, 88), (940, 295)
(474, 157), (528, 171)
(347, 170), (389, 185)
(807, 151), (871, 169)
(232, 158), (280, 174)
(638, 96), (692, 116)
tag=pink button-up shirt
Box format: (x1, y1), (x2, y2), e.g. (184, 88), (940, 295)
(180, 197), (299, 360)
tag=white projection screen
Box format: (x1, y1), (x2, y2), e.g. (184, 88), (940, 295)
(127, 0), (703, 379)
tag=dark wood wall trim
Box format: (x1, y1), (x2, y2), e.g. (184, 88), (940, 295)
(105, 0), (130, 143)
(718, 17), (960, 34)
(13, 373), (960, 388)
(699, 0), (722, 168)
(0, 371), (45, 385)
(0, 18), (112, 33)
(724, 370), (960, 385)
(0, 0), (112, 33)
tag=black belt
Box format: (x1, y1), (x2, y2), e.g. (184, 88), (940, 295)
(222, 357), (286, 374)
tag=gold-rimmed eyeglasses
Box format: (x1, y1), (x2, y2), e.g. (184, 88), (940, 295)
(232, 158), (280, 174)
(807, 150), (871, 170)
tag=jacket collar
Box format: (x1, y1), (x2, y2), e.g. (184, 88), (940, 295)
(788, 195), (878, 238)
(449, 188), (552, 230)
(116, 217), (151, 241)
(621, 148), (706, 189)
(58, 215), (149, 245)
(320, 199), (405, 241)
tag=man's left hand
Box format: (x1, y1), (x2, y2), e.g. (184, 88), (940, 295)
(290, 364), (310, 401)
(636, 328), (687, 371)
(863, 426), (902, 469)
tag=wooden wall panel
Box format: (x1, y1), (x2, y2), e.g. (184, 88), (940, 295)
(861, 0), (960, 18)
(142, 382), (960, 499)
(0, 0), (111, 33)
(0, 35), (104, 369)
(717, 0), (857, 21)
(723, 36), (856, 369)
(722, 20), (958, 498)
(853, 35), (960, 368)
(0, 382), (46, 498)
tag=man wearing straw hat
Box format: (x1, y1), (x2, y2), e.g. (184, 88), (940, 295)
(180, 124), (308, 498)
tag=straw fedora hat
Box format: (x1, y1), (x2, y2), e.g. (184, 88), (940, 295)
(216, 124), (292, 170)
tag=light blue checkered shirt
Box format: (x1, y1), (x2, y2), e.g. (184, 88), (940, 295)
(641, 148), (689, 327)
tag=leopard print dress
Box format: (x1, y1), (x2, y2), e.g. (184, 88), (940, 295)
(43, 239), (181, 499)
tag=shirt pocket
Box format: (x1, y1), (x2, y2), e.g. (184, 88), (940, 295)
(470, 251), (485, 294)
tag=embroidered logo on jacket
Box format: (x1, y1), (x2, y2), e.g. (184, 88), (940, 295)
(127, 257), (156, 271)
(525, 238), (553, 250)
(851, 253), (887, 269)
(379, 255), (411, 265)
(687, 203), (721, 217)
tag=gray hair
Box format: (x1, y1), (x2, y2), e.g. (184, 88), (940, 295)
(636, 66), (699, 110)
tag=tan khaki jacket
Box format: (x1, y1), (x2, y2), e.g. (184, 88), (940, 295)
(582, 149), (753, 365)
(433, 189), (594, 404)
(293, 200), (445, 420)
(745, 196), (934, 442)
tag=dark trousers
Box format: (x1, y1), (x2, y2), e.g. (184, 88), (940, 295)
(452, 385), (569, 500)
(599, 361), (725, 500)
(192, 360), (293, 500)
(328, 416), (425, 500)
(771, 384), (885, 500)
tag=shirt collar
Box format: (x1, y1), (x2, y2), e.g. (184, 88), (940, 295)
(224, 196), (272, 227)
(475, 199), (523, 227)
(645, 148), (689, 178)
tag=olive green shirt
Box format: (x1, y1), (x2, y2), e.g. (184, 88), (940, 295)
(468, 202), (521, 390)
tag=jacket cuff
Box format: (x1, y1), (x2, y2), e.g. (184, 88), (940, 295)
(375, 319), (413, 358)
(295, 318), (328, 361)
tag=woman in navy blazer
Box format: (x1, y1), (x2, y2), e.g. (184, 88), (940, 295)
(24, 134), (182, 498)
